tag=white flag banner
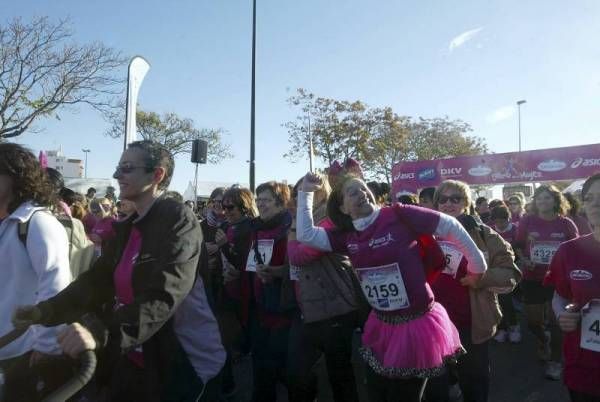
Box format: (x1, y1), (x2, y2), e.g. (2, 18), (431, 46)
(124, 56), (151, 149)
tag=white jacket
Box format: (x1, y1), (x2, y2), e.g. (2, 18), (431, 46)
(0, 202), (71, 360)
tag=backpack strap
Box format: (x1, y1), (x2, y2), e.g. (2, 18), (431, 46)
(56, 215), (75, 256)
(17, 209), (45, 247)
(18, 220), (30, 247)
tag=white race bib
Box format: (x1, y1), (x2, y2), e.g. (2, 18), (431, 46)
(530, 241), (560, 265)
(355, 263), (409, 311)
(289, 265), (301, 281)
(246, 239), (275, 272)
(581, 299), (600, 353)
(439, 241), (464, 278)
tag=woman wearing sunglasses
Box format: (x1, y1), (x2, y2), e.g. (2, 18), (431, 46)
(296, 173), (486, 402)
(13, 141), (222, 401)
(214, 186), (257, 396)
(507, 193), (526, 225)
(426, 180), (520, 402)
(515, 185), (578, 381)
(545, 173), (600, 401)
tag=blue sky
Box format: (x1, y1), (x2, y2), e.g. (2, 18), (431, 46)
(5, 0), (600, 193)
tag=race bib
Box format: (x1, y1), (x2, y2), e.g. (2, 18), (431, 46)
(289, 265), (301, 281)
(246, 239), (274, 272)
(439, 241), (464, 278)
(355, 263), (409, 311)
(530, 241), (560, 265)
(581, 299), (600, 353)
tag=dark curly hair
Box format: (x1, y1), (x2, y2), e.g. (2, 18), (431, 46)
(0, 143), (55, 213)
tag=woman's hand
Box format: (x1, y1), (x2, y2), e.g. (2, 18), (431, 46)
(215, 229), (228, 247)
(518, 257), (535, 271)
(302, 173), (323, 193)
(57, 323), (97, 359)
(558, 311), (580, 332)
(205, 242), (220, 255)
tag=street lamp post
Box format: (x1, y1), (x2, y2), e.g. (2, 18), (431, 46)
(517, 100), (527, 152)
(82, 149), (90, 178)
(249, 0), (257, 192)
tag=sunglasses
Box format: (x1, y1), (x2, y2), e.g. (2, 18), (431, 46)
(438, 195), (464, 205)
(114, 164), (151, 175)
(222, 204), (236, 211)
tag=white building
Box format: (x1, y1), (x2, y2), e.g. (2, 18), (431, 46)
(46, 148), (83, 178)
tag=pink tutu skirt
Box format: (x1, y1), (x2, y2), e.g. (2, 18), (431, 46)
(360, 302), (464, 379)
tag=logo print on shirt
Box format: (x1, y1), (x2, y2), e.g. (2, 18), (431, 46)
(368, 233), (394, 249)
(347, 243), (359, 254)
(570, 270), (593, 281)
(550, 233), (565, 239)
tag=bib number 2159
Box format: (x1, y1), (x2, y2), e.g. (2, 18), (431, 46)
(356, 263), (409, 311)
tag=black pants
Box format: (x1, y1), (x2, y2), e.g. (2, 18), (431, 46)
(250, 320), (292, 402)
(287, 311), (360, 402)
(425, 329), (489, 402)
(497, 293), (517, 329)
(365, 364), (427, 402)
(570, 390), (600, 402)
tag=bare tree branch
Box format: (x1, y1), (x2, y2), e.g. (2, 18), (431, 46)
(0, 17), (126, 139)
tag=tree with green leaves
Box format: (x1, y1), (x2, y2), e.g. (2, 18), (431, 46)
(366, 116), (488, 183)
(283, 88), (373, 166)
(0, 17), (126, 139)
(284, 88), (488, 183)
(106, 109), (232, 163)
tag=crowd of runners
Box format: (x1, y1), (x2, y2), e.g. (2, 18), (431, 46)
(0, 140), (599, 402)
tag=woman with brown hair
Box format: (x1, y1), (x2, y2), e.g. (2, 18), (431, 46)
(297, 172), (485, 402)
(287, 174), (361, 402)
(0, 143), (71, 401)
(427, 180), (520, 402)
(515, 184), (579, 380)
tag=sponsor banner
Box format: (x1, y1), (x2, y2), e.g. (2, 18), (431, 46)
(392, 143), (600, 194)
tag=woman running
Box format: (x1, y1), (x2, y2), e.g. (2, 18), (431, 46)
(296, 172), (486, 402)
(546, 173), (600, 401)
(427, 180), (521, 402)
(515, 185), (579, 380)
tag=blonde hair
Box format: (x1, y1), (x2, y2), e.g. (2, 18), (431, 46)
(90, 197), (113, 219)
(433, 180), (472, 213)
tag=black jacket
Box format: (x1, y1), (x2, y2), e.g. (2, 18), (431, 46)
(37, 196), (202, 398)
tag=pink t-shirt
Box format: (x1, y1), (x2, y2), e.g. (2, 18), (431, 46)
(430, 240), (471, 329)
(91, 217), (116, 244)
(113, 227), (144, 367)
(326, 204), (440, 315)
(516, 214), (578, 281)
(545, 234), (600, 397)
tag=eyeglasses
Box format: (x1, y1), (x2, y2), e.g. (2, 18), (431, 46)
(222, 204), (236, 211)
(438, 195), (464, 205)
(211, 199), (223, 205)
(114, 164), (151, 175)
